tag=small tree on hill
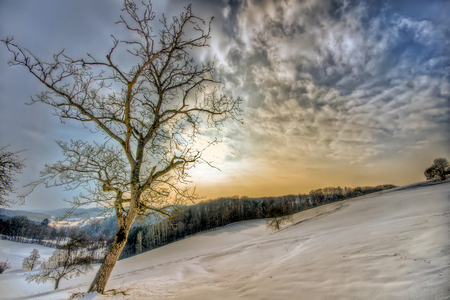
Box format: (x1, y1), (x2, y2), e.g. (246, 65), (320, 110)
(266, 206), (293, 231)
(26, 235), (93, 290)
(424, 158), (449, 181)
(0, 260), (12, 274)
(22, 248), (41, 271)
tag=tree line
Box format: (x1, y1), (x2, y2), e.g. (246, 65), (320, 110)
(0, 216), (68, 247)
(120, 184), (396, 259)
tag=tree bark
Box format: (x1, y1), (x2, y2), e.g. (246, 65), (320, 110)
(88, 212), (136, 294)
(54, 278), (60, 290)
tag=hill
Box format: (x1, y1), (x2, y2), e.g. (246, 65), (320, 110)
(0, 207), (104, 223)
(0, 209), (51, 223)
(0, 181), (448, 299)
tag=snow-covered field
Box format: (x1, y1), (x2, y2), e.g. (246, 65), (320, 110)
(1, 181), (449, 299)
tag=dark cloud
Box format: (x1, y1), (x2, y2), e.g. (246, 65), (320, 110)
(221, 0), (246, 37)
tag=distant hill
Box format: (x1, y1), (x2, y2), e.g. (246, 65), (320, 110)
(34, 207), (106, 219)
(0, 207), (105, 222)
(0, 209), (51, 222)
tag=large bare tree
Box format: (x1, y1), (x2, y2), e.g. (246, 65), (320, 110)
(3, 0), (241, 293)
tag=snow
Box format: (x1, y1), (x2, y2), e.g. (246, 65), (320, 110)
(1, 181), (449, 299)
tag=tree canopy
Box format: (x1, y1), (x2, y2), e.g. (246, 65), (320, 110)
(424, 158), (449, 181)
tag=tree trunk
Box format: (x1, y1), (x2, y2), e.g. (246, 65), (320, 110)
(54, 278), (60, 290)
(88, 213), (136, 294)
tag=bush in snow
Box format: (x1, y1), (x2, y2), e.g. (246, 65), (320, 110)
(0, 260), (12, 274)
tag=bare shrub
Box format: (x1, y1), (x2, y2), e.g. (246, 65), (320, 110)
(0, 260), (12, 274)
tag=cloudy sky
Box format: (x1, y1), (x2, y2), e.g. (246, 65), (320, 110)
(1, 0), (449, 210)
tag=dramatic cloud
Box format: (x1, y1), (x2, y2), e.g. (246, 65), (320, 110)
(209, 0), (449, 162)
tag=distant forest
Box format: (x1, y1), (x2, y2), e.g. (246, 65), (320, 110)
(0, 216), (68, 247)
(0, 184), (396, 261)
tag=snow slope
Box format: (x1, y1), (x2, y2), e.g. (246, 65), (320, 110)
(1, 181), (449, 299)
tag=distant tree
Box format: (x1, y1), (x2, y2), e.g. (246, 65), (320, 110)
(22, 249), (41, 271)
(266, 205), (293, 231)
(26, 235), (93, 290)
(3, 0), (241, 293)
(0, 260), (12, 274)
(0, 145), (25, 207)
(424, 158), (449, 181)
(433, 158), (450, 180)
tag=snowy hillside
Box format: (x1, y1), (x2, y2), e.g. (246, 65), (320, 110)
(1, 181), (449, 299)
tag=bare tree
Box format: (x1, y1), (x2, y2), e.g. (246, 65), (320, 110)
(266, 206), (293, 231)
(22, 248), (41, 271)
(0, 145), (25, 207)
(26, 235), (93, 290)
(3, 0), (241, 293)
(0, 260), (12, 274)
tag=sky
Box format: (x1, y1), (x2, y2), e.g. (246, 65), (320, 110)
(0, 0), (449, 210)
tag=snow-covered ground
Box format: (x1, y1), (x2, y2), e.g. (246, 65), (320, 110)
(1, 181), (449, 299)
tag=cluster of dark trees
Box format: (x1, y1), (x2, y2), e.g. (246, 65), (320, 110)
(120, 184), (396, 259)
